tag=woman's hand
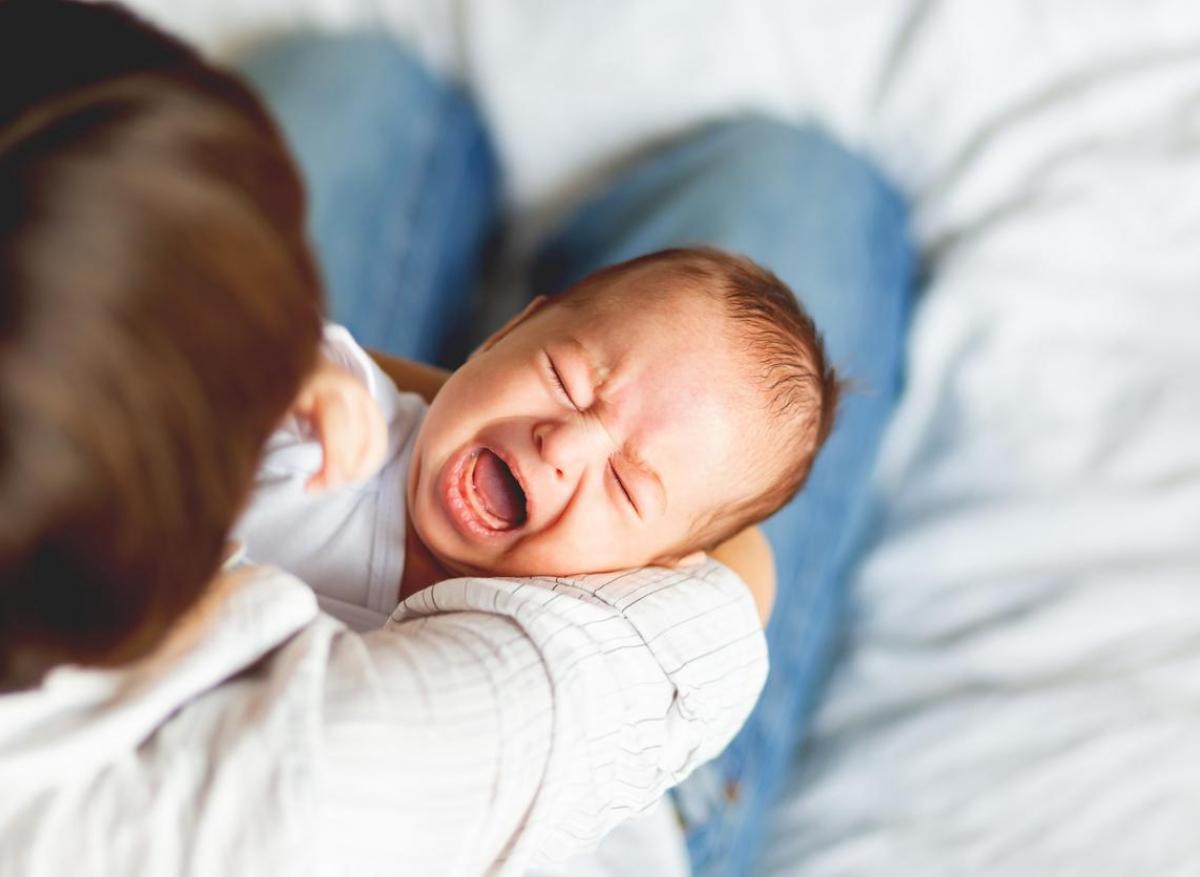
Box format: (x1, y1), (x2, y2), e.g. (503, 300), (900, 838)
(290, 355), (388, 492)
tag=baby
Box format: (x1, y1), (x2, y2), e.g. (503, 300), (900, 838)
(235, 247), (839, 629)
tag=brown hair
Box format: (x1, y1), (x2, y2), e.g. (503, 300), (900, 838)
(0, 0), (323, 675)
(561, 247), (841, 552)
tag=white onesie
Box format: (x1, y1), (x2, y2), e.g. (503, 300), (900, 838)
(232, 324), (424, 631)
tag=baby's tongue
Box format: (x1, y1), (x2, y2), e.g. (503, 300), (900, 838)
(473, 449), (526, 526)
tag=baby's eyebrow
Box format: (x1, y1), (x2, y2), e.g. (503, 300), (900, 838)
(566, 335), (666, 513)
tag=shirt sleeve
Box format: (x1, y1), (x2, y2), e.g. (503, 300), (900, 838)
(314, 561), (768, 875)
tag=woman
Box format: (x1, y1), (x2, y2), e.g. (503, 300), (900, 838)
(0, 2), (775, 874)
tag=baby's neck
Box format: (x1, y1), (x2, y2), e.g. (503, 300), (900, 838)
(398, 521), (454, 602)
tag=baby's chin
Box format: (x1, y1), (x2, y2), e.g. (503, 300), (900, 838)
(411, 521), (572, 579)
(444, 543), (648, 579)
(408, 501), (529, 580)
(409, 479), (658, 579)
(407, 504), (477, 575)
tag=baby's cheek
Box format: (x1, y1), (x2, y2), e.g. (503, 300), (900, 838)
(503, 527), (604, 576)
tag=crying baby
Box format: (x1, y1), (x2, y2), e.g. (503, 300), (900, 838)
(234, 247), (839, 629)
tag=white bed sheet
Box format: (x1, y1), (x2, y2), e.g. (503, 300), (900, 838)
(117, 1), (1200, 873)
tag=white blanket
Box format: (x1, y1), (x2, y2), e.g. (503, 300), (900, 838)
(120, 1), (1200, 873)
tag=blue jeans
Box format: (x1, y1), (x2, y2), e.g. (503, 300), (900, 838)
(241, 36), (499, 368)
(243, 37), (913, 877)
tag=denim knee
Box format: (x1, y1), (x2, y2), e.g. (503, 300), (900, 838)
(533, 113), (910, 314)
(682, 116), (909, 282)
(691, 115), (903, 213)
(241, 34), (451, 117)
(239, 35), (499, 360)
(239, 35), (488, 182)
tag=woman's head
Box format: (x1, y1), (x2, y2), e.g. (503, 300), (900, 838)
(0, 0), (323, 674)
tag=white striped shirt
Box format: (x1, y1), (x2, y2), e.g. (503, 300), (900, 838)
(0, 556), (767, 875)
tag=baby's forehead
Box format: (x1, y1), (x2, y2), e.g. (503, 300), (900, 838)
(573, 263), (723, 313)
(560, 280), (785, 424)
(563, 274), (738, 351)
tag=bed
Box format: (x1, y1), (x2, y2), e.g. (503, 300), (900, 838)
(121, 1), (1200, 873)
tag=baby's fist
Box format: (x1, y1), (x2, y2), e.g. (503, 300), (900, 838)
(290, 356), (388, 492)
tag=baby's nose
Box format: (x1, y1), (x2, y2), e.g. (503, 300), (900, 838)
(533, 418), (607, 477)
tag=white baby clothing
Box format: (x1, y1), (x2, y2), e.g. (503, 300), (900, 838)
(233, 324), (422, 629)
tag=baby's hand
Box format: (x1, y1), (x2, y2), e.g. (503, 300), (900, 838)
(289, 355), (388, 493)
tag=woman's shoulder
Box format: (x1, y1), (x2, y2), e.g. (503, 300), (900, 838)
(0, 562), (321, 781)
(0, 561), (335, 873)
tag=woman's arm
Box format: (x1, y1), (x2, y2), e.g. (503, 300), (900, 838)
(12, 562), (766, 876)
(330, 563), (768, 871)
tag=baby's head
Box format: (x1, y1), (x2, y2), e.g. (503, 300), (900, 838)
(408, 247), (839, 578)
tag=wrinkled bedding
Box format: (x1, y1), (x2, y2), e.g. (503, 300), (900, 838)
(121, 1), (1200, 873)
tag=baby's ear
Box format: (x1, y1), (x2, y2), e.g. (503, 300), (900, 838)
(471, 295), (549, 357)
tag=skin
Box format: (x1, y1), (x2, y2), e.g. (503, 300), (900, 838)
(297, 267), (778, 620)
(405, 272), (772, 583)
(369, 347), (777, 621)
(708, 524), (775, 623)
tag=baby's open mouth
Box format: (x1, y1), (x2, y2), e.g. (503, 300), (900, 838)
(463, 448), (528, 531)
